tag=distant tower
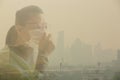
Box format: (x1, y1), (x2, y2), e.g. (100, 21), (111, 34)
(117, 49), (120, 61)
(57, 31), (64, 52)
(114, 49), (120, 71)
(117, 49), (120, 62)
(94, 43), (102, 62)
(56, 31), (65, 66)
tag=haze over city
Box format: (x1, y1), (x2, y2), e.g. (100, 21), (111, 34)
(0, 0), (120, 66)
(0, 0), (120, 49)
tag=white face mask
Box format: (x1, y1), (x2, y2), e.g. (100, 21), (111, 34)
(29, 29), (45, 41)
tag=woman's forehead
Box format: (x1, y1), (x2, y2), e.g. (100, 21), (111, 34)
(27, 14), (45, 23)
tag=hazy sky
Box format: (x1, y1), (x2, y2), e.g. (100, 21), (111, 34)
(0, 0), (120, 49)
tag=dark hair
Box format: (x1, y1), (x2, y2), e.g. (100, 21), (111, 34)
(15, 5), (43, 26)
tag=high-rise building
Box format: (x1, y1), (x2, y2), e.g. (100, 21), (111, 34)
(117, 49), (120, 61)
(56, 31), (64, 55)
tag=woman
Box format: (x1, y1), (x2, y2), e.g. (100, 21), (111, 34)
(1, 5), (55, 80)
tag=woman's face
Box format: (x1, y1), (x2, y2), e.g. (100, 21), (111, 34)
(24, 14), (47, 41)
(24, 14), (47, 31)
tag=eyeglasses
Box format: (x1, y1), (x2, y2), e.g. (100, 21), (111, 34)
(25, 22), (47, 30)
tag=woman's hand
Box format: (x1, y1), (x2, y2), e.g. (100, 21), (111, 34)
(38, 33), (55, 55)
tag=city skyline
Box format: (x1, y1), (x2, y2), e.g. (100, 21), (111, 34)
(48, 31), (117, 66)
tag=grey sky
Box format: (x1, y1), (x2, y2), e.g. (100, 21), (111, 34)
(0, 0), (120, 50)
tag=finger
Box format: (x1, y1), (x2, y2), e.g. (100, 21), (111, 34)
(46, 33), (51, 40)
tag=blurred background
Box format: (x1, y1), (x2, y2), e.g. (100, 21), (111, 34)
(0, 0), (120, 66)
